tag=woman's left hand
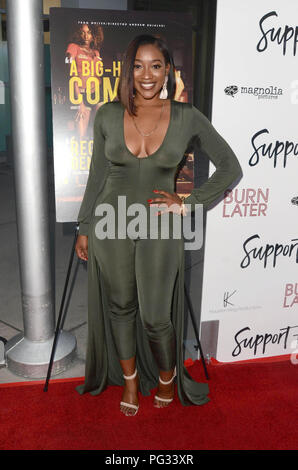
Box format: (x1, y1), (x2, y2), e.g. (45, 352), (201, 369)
(148, 190), (183, 215)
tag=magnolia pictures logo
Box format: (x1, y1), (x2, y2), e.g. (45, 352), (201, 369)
(224, 84), (283, 100)
(224, 85), (238, 98)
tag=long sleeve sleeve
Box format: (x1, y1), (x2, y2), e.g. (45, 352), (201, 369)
(77, 105), (109, 236)
(183, 105), (242, 212)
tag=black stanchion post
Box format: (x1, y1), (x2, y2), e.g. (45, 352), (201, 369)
(184, 284), (209, 380)
(44, 223), (79, 392)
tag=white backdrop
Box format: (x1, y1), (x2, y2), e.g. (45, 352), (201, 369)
(200, 0), (298, 362)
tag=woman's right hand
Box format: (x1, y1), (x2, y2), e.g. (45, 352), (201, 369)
(75, 234), (88, 261)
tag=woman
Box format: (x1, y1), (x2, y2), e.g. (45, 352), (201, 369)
(75, 34), (242, 416)
(65, 23), (104, 138)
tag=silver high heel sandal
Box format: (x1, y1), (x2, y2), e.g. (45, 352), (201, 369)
(154, 367), (177, 406)
(120, 369), (139, 416)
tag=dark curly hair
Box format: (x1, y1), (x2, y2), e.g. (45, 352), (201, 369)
(69, 23), (104, 51)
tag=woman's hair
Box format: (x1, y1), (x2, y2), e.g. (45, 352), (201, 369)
(117, 34), (176, 115)
(69, 23), (104, 51)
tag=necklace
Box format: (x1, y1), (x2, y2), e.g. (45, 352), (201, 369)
(132, 101), (165, 137)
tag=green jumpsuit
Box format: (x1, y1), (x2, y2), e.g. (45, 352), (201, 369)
(76, 100), (242, 406)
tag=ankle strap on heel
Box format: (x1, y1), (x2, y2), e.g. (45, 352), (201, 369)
(159, 367), (176, 385)
(123, 369), (137, 380)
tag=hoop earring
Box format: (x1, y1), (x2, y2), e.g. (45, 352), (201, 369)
(159, 75), (168, 99)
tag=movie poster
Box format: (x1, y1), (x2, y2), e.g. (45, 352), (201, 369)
(49, 8), (193, 222)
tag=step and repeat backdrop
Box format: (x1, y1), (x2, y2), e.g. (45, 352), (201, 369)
(50, 3), (298, 364)
(201, 0), (298, 362)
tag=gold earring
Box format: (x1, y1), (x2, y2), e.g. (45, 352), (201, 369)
(159, 75), (168, 99)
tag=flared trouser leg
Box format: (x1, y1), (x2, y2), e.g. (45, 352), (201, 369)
(135, 237), (180, 371)
(94, 237), (138, 361)
(94, 235), (180, 371)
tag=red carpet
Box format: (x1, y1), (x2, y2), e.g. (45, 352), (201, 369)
(0, 359), (297, 450)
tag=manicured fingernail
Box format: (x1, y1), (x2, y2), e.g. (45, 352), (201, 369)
(147, 199), (152, 202)
(153, 190), (158, 193)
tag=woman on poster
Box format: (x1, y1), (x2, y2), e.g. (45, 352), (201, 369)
(75, 34), (242, 416)
(65, 23), (104, 139)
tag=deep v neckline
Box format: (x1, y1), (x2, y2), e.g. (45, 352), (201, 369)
(122, 100), (173, 160)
